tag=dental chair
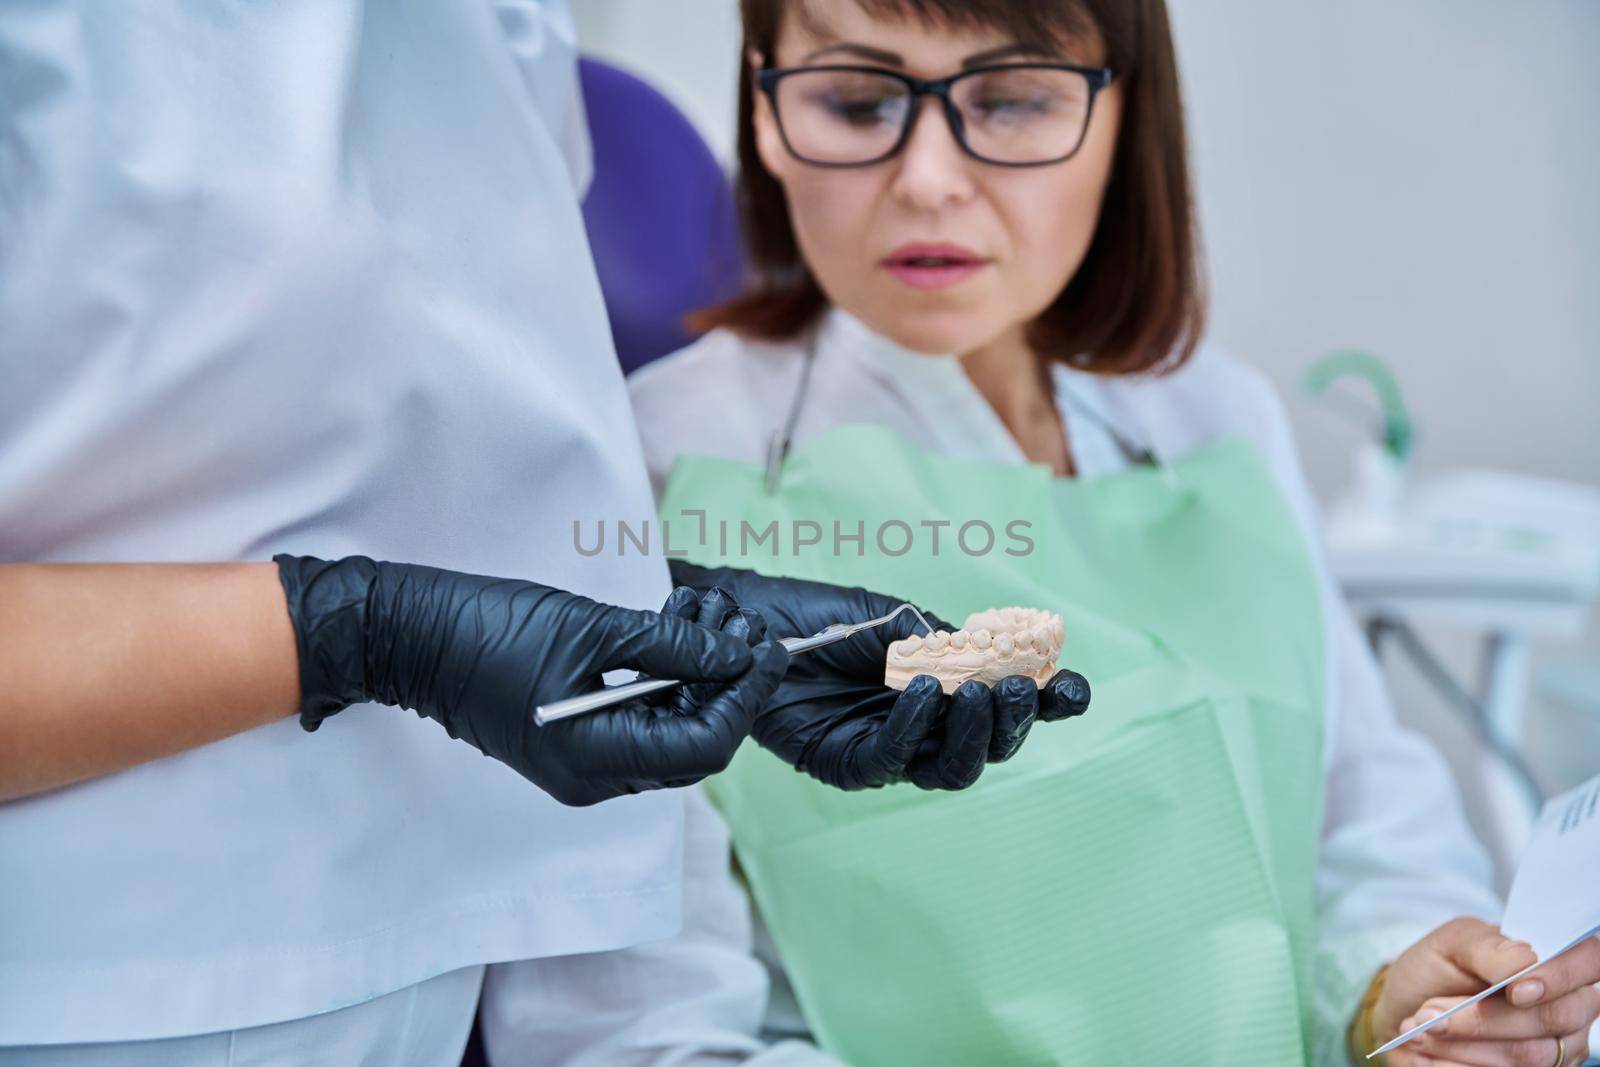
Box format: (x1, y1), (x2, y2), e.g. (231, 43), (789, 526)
(458, 55), (742, 1067)
(576, 55), (744, 376)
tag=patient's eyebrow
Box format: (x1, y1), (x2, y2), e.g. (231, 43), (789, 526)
(801, 42), (904, 66)
(961, 43), (1059, 68)
(797, 41), (1058, 70)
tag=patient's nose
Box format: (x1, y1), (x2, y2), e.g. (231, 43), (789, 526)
(888, 97), (977, 213)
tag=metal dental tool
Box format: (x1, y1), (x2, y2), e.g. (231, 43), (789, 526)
(533, 602), (934, 726)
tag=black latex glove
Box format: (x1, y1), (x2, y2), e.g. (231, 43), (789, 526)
(275, 555), (788, 806)
(655, 585), (770, 715)
(668, 561), (1091, 791)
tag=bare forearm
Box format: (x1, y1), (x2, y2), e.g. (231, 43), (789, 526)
(0, 563), (300, 800)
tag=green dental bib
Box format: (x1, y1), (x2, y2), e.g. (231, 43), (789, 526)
(660, 424), (1324, 1065)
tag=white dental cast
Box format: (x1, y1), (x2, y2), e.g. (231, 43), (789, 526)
(883, 606), (1064, 694)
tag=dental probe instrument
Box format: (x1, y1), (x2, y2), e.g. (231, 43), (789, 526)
(533, 603), (934, 726)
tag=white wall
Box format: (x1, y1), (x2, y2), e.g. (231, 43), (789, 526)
(1171, 1), (1600, 496)
(575, 0), (1600, 878)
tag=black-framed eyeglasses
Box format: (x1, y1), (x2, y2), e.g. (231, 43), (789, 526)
(757, 62), (1114, 169)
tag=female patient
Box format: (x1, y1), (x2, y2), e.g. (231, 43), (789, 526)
(618, 1), (1600, 1064)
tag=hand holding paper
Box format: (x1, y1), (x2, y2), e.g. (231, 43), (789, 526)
(1365, 774), (1600, 1065)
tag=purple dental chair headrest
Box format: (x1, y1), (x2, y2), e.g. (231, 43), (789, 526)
(577, 56), (745, 376)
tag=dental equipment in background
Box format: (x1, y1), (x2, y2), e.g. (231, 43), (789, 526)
(1304, 348), (1600, 859)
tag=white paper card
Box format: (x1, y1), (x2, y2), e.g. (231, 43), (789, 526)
(1502, 774), (1600, 960)
(1369, 772), (1600, 1059)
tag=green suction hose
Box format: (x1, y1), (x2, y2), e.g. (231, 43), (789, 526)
(1301, 349), (1415, 462)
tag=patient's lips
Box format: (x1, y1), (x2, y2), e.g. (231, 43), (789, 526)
(881, 242), (988, 290)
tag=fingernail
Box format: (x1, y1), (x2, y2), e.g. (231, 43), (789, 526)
(1510, 979), (1544, 1006)
(1415, 1007), (1443, 1032)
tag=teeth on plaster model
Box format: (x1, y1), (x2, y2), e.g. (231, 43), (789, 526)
(883, 606), (1063, 694)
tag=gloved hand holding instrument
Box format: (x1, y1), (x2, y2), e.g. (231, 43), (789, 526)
(277, 555), (1089, 803)
(275, 554), (788, 807)
(577, 561), (1093, 791)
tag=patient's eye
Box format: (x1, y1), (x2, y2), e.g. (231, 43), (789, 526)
(973, 93), (1052, 119)
(788, 70), (910, 130)
(960, 68), (1088, 129)
(823, 91), (901, 126)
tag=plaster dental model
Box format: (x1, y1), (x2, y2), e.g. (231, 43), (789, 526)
(884, 607), (1064, 694)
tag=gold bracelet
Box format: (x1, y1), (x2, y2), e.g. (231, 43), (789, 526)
(1349, 963), (1392, 1066)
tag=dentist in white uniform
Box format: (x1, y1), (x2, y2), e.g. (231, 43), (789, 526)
(0, 2), (716, 1060)
(0, 2), (1078, 1062)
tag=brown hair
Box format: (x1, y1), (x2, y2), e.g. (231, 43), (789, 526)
(693, 0), (1205, 376)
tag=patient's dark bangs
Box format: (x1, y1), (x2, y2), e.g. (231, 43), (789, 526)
(795, 0), (1136, 72)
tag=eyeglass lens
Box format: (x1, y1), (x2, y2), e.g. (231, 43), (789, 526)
(773, 67), (1096, 166)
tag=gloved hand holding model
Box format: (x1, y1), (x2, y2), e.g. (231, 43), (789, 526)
(275, 554), (789, 806)
(667, 561), (1092, 791)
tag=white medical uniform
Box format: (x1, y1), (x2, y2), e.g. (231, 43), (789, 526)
(0, 1), (694, 1058)
(622, 309), (1505, 1067)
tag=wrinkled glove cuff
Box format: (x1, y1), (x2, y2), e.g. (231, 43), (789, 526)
(274, 554), (378, 732)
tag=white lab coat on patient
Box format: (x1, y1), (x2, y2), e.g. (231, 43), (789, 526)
(619, 309), (1504, 1067)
